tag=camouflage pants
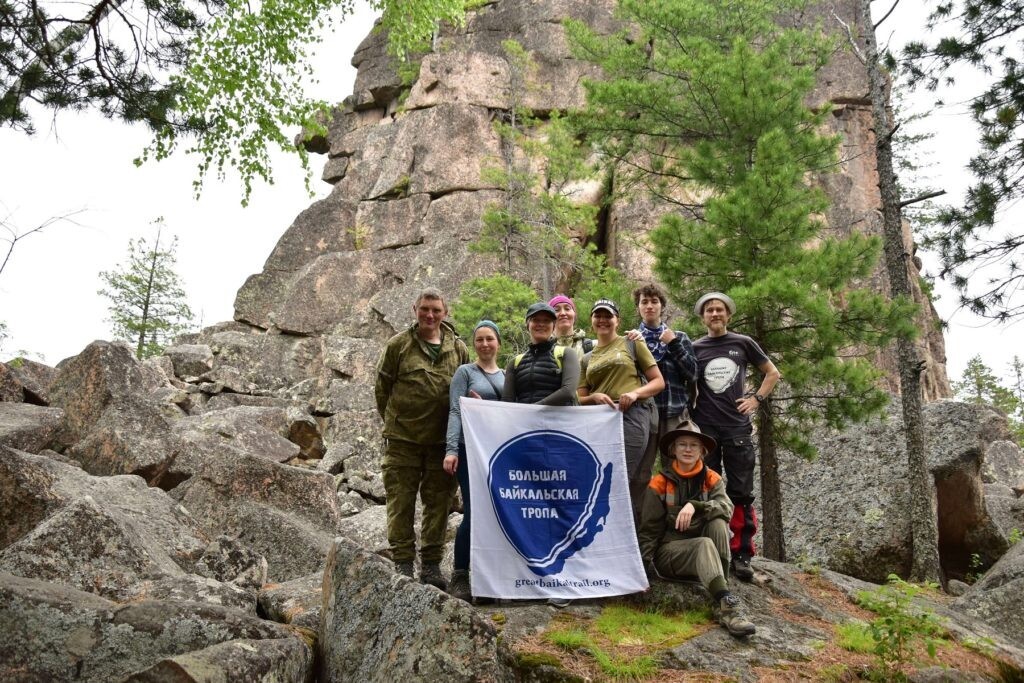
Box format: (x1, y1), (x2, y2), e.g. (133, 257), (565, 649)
(382, 439), (457, 564)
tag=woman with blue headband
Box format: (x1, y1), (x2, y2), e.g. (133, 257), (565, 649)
(443, 320), (504, 603)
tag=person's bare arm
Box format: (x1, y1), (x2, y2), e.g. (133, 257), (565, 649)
(618, 365), (665, 411)
(736, 359), (780, 415)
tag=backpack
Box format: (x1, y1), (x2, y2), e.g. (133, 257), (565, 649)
(513, 344), (568, 369)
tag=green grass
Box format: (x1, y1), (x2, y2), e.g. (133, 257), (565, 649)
(836, 620), (874, 653)
(819, 663), (852, 682)
(514, 651), (563, 669)
(538, 602), (710, 681)
(594, 604), (702, 647)
(545, 627), (588, 651)
(591, 648), (659, 679)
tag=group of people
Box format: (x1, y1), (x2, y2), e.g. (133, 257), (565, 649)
(373, 284), (780, 637)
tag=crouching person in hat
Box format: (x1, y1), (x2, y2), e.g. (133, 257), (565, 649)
(637, 421), (756, 637)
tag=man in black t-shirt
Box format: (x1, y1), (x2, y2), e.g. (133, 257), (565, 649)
(691, 292), (780, 581)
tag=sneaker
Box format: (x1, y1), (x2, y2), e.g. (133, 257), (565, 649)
(732, 555), (754, 582)
(395, 561), (414, 578)
(547, 598), (571, 608)
(718, 594), (756, 637)
(420, 562), (447, 590)
(448, 570), (472, 602)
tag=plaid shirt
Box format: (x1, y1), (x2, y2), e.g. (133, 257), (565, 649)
(639, 326), (697, 419)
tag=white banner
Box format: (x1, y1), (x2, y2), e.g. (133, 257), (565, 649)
(461, 399), (649, 599)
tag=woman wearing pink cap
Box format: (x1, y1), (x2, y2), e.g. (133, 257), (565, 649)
(548, 294), (594, 356)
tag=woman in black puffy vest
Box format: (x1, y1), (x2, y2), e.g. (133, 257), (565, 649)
(502, 302), (581, 406)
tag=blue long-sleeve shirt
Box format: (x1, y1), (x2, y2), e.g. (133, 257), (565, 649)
(445, 362), (505, 454)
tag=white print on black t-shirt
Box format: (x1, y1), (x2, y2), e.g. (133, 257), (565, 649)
(704, 357), (740, 394)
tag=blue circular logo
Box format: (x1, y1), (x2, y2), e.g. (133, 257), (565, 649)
(488, 430), (612, 576)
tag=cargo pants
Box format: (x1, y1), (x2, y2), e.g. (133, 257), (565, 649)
(699, 424), (758, 559)
(653, 517), (731, 588)
(382, 439), (457, 564)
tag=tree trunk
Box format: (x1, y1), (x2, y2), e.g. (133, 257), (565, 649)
(137, 229), (161, 358)
(757, 404), (785, 561)
(859, 0), (942, 583)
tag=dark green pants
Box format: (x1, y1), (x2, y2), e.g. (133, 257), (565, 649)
(653, 517), (731, 590)
(382, 440), (457, 564)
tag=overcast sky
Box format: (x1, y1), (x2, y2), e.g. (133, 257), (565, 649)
(1, 0), (1020, 387)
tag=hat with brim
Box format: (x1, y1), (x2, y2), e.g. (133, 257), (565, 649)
(590, 298), (619, 316)
(525, 302), (557, 322)
(659, 421), (717, 458)
(693, 292), (736, 317)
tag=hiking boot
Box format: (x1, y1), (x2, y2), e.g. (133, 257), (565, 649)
(547, 597), (571, 608)
(732, 555), (754, 582)
(395, 561), (414, 579)
(718, 594), (756, 637)
(448, 570), (472, 602)
(420, 562), (447, 590)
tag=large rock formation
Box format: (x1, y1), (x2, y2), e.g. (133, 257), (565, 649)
(138, 0), (950, 527)
(220, 0), (948, 408)
(4, 1), (1012, 680)
(767, 400), (1024, 582)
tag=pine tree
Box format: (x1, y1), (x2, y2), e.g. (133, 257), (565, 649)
(1009, 356), (1024, 444)
(98, 220), (194, 358)
(955, 356), (1020, 415)
(450, 275), (539, 367)
(900, 0), (1024, 320)
(568, 0), (918, 560)
(1011, 356), (1024, 408)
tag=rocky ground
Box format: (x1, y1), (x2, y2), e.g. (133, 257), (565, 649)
(3, 341), (1024, 681)
(3, 0), (1018, 677)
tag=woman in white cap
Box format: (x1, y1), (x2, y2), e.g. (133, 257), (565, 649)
(577, 298), (665, 522)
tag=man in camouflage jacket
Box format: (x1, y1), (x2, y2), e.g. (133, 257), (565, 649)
(375, 287), (469, 589)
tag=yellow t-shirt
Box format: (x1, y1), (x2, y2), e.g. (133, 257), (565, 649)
(578, 336), (657, 399)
